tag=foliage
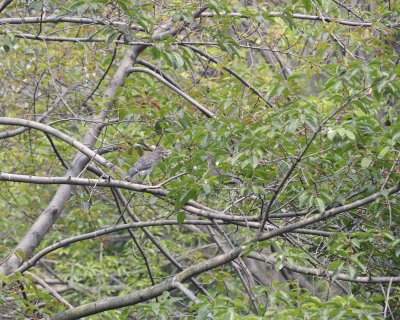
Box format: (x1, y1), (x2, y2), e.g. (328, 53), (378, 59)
(0, 0), (399, 319)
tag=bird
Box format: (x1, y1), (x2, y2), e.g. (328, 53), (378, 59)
(129, 146), (171, 183)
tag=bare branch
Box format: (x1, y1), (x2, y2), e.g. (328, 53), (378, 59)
(256, 182), (400, 242)
(53, 247), (242, 320)
(0, 31), (152, 45)
(16, 220), (218, 274)
(25, 272), (73, 309)
(172, 281), (201, 303)
(200, 11), (380, 27)
(0, 16), (144, 31)
(0, 117), (124, 175)
(0, 87), (71, 139)
(248, 252), (400, 283)
(184, 45), (275, 108)
(0, 172), (153, 192)
(127, 67), (215, 118)
(0, 12), (380, 29)
(136, 58), (182, 90)
(0, 0), (12, 14)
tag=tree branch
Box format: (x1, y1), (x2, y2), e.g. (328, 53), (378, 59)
(0, 16), (144, 31)
(200, 11), (381, 27)
(0, 117), (124, 175)
(25, 272), (73, 309)
(53, 247), (242, 320)
(15, 220), (218, 274)
(127, 67), (215, 118)
(248, 252), (400, 284)
(184, 44), (275, 108)
(0, 0), (12, 14)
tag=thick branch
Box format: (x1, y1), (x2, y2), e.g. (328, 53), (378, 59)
(0, 32), (152, 45)
(0, 170), (334, 238)
(53, 247), (242, 320)
(256, 182), (400, 241)
(16, 220), (218, 274)
(0, 117), (123, 174)
(0, 16), (144, 31)
(0, 0), (12, 13)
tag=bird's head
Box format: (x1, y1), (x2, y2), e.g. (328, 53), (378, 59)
(154, 146), (172, 159)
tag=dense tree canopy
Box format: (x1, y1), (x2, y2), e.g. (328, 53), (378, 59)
(0, 0), (399, 319)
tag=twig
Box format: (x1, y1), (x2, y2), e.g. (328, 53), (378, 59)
(25, 271), (73, 309)
(154, 172), (188, 187)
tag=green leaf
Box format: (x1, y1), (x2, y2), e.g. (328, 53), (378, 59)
(172, 13), (181, 22)
(275, 260), (283, 271)
(251, 155), (259, 169)
(118, 107), (128, 120)
(327, 129), (336, 140)
(378, 146), (390, 158)
(349, 265), (357, 278)
(182, 12), (194, 24)
(381, 230), (394, 242)
(28, 0), (43, 11)
(203, 182), (211, 195)
(175, 188), (197, 210)
(351, 237), (361, 248)
(177, 212), (186, 224)
(172, 52), (184, 69)
(327, 260), (343, 271)
(137, 18), (150, 31)
(345, 130), (356, 140)
(106, 32), (119, 46)
(350, 255), (366, 272)
(315, 197), (325, 213)
(150, 46), (162, 59)
(302, 0), (311, 11)
(361, 157), (372, 168)
(337, 128), (346, 137)
(14, 249), (26, 260)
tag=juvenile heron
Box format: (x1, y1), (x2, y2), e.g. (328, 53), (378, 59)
(129, 146), (171, 182)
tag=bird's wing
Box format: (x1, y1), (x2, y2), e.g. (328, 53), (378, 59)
(129, 157), (154, 177)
